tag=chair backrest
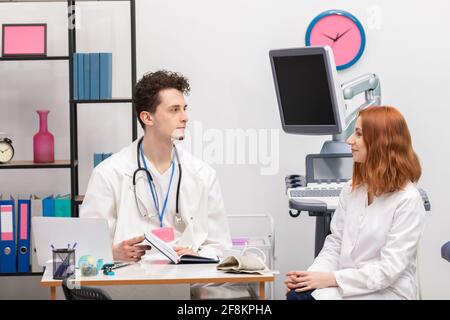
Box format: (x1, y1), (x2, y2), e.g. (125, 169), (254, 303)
(442, 241), (450, 262)
(227, 213), (275, 263)
(227, 213), (275, 300)
(62, 278), (112, 300)
(227, 213), (274, 246)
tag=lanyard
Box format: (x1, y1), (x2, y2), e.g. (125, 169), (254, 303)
(139, 144), (175, 227)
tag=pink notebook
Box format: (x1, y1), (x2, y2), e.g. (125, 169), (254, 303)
(2, 24), (46, 56)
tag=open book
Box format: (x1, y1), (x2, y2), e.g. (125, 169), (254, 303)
(143, 233), (219, 264)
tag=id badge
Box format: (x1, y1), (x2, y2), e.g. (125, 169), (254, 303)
(152, 227), (175, 243)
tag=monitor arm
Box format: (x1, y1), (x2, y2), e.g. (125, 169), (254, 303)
(333, 73), (381, 142)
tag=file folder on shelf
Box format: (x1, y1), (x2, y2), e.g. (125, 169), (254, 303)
(73, 53), (78, 100)
(84, 52), (91, 99)
(42, 195), (55, 217)
(103, 152), (112, 160)
(94, 152), (113, 168)
(77, 53), (85, 100)
(17, 198), (31, 272)
(30, 195), (43, 272)
(54, 194), (71, 217)
(99, 52), (112, 99)
(0, 197), (17, 273)
(94, 153), (103, 168)
(89, 53), (100, 100)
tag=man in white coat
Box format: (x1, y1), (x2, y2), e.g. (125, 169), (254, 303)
(80, 70), (232, 264)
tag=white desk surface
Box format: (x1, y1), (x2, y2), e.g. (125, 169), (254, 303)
(41, 257), (275, 287)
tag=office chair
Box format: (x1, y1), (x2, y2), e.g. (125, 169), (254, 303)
(62, 278), (112, 300)
(442, 241), (450, 262)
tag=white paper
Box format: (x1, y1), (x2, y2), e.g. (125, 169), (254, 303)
(144, 233), (179, 264)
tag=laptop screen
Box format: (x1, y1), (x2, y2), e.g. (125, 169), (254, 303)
(32, 217), (113, 267)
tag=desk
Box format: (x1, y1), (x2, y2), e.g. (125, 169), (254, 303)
(41, 258), (275, 300)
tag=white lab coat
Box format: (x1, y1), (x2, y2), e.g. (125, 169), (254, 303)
(309, 180), (426, 300)
(80, 138), (232, 258)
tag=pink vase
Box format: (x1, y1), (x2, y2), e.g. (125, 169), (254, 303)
(33, 109), (55, 163)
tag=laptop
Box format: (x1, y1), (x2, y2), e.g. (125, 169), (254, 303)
(32, 217), (114, 267)
(288, 153), (353, 210)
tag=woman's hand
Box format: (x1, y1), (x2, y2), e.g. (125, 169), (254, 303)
(113, 235), (152, 262)
(284, 270), (338, 293)
(173, 246), (198, 257)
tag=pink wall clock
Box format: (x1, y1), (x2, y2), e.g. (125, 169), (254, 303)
(305, 10), (366, 70)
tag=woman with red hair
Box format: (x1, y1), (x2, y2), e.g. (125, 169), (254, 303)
(285, 106), (426, 300)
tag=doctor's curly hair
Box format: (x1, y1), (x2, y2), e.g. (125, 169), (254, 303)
(133, 70), (190, 129)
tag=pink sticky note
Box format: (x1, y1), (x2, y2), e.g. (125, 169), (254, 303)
(152, 227), (175, 243)
(20, 203), (28, 240)
(2, 24), (46, 56)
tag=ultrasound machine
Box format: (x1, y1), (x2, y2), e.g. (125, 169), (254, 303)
(269, 46), (430, 257)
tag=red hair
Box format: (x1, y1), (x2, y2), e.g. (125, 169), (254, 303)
(352, 106), (421, 196)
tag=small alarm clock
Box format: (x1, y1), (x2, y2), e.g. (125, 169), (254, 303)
(0, 137), (14, 164)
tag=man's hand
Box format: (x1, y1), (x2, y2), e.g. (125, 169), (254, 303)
(173, 246), (198, 257)
(284, 270), (338, 293)
(113, 235), (151, 262)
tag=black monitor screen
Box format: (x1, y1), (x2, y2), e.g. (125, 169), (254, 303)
(273, 54), (335, 126)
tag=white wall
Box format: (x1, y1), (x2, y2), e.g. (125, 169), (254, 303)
(1, 0), (449, 299)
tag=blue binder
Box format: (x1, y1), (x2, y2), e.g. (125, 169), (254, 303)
(73, 53), (79, 100)
(94, 153), (103, 168)
(0, 198), (16, 273)
(84, 53), (91, 99)
(17, 198), (31, 272)
(94, 152), (113, 168)
(30, 195), (43, 273)
(54, 195), (71, 218)
(42, 195), (55, 217)
(89, 53), (100, 100)
(99, 52), (112, 99)
(77, 53), (85, 100)
(102, 152), (113, 160)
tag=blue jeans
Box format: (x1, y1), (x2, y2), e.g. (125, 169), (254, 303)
(286, 289), (315, 300)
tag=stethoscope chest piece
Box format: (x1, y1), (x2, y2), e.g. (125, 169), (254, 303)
(174, 213), (183, 226)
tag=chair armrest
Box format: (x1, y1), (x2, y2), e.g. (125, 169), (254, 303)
(441, 241), (450, 262)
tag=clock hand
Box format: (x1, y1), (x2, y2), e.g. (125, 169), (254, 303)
(321, 33), (337, 42)
(335, 28), (352, 41)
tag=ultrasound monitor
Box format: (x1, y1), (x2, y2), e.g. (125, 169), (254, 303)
(306, 153), (353, 184)
(269, 46), (346, 135)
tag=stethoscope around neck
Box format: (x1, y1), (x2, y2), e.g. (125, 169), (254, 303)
(132, 137), (183, 225)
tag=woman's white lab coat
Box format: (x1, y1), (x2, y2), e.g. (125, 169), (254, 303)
(80, 139), (232, 258)
(309, 181), (426, 300)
